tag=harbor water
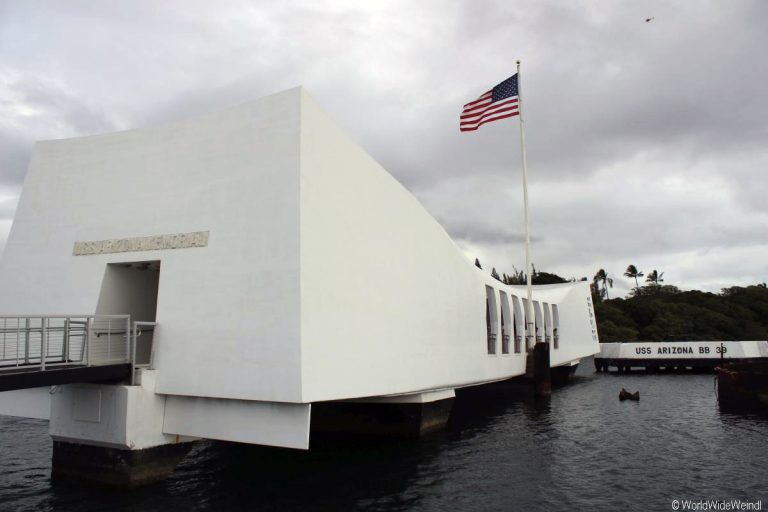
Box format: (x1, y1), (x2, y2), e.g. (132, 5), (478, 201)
(1, 358), (766, 511)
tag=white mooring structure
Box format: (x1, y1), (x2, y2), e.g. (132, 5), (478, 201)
(0, 87), (600, 486)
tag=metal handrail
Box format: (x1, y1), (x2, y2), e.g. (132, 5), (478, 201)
(0, 315), (131, 374)
(131, 321), (158, 385)
(0, 314), (130, 319)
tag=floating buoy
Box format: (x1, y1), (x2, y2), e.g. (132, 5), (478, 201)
(619, 388), (640, 401)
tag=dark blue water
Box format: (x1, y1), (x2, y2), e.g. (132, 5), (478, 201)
(2, 360), (766, 511)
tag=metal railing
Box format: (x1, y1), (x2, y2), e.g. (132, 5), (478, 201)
(131, 321), (157, 385)
(0, 315), (131, 373)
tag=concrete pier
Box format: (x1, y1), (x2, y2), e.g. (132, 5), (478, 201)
(52, 440), (193, 487)
(595, 341), (768, 373)
(532, 343), (552, 397)
(45, 370), (196, 487)
(716, 361), (768, 414)
(312, 391), (455, 438)
(551, 362), (579, 387)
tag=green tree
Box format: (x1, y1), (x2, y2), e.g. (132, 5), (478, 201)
(533, 271), (568, 284)
(504, 267), (526, 285)
(595, 320), (640, 342)
(594, 268), (613, 299)
(646, 269), (664, 286)
(624, 264), (644, 292)
(491, 267), (501, 281)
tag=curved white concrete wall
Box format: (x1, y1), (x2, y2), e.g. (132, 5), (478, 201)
(299, 92), (598, 401)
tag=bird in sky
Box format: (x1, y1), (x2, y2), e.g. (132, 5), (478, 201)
(645, 16), (655, 22)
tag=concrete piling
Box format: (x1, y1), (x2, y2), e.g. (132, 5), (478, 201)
(532, 342), (552, 397)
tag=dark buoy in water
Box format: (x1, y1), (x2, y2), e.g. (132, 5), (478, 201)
(619, 388), (640, 401)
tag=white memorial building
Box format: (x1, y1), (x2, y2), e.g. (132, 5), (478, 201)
(0, 87), (599, 486)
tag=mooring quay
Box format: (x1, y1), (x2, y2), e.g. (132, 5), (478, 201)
(0, 88), (600, 487)
(595, 341), (768, 372)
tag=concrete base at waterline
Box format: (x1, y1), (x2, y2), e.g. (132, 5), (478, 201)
(532, 343), (552, 397)
(51, 440), (193, 488)
(312, 397), (454, 438)
(551, 363), (579, 387)
(716, 362), (768, 414)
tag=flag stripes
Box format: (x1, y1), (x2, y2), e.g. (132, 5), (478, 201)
(460, 74), (520, 132)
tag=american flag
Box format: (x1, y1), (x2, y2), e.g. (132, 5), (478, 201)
(460, 74), (519, 132)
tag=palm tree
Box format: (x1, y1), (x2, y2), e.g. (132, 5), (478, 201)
(646, 269), (664, 286)
(624, 264), (644, 292)
(594, 268), (614, 299)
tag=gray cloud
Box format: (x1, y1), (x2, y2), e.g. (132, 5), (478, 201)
(0, 71), (117, 179)
(0, 0), (766, 293)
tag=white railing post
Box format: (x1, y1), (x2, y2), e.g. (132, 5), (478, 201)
(85, 317), (91, 366)
(131, 322), (139, 386)
(24, 317), (30, 364)
(15, 318), (20, 367)
(148, 324), (156, 370)
(63, 317), (70, 362)
(40, 317), (48, 371)
(127, 316), (132, 365)
(108, 318), (112, 362)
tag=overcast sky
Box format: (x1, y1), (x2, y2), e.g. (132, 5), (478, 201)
(1, 1), (766, 296)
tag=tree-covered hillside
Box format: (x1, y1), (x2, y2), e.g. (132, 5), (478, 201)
(594, 284), (768, 342)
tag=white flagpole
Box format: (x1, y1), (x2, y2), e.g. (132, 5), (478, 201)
(516, 60), (535, 348)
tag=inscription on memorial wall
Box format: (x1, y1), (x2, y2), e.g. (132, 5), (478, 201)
(73, 231), (209, 256)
